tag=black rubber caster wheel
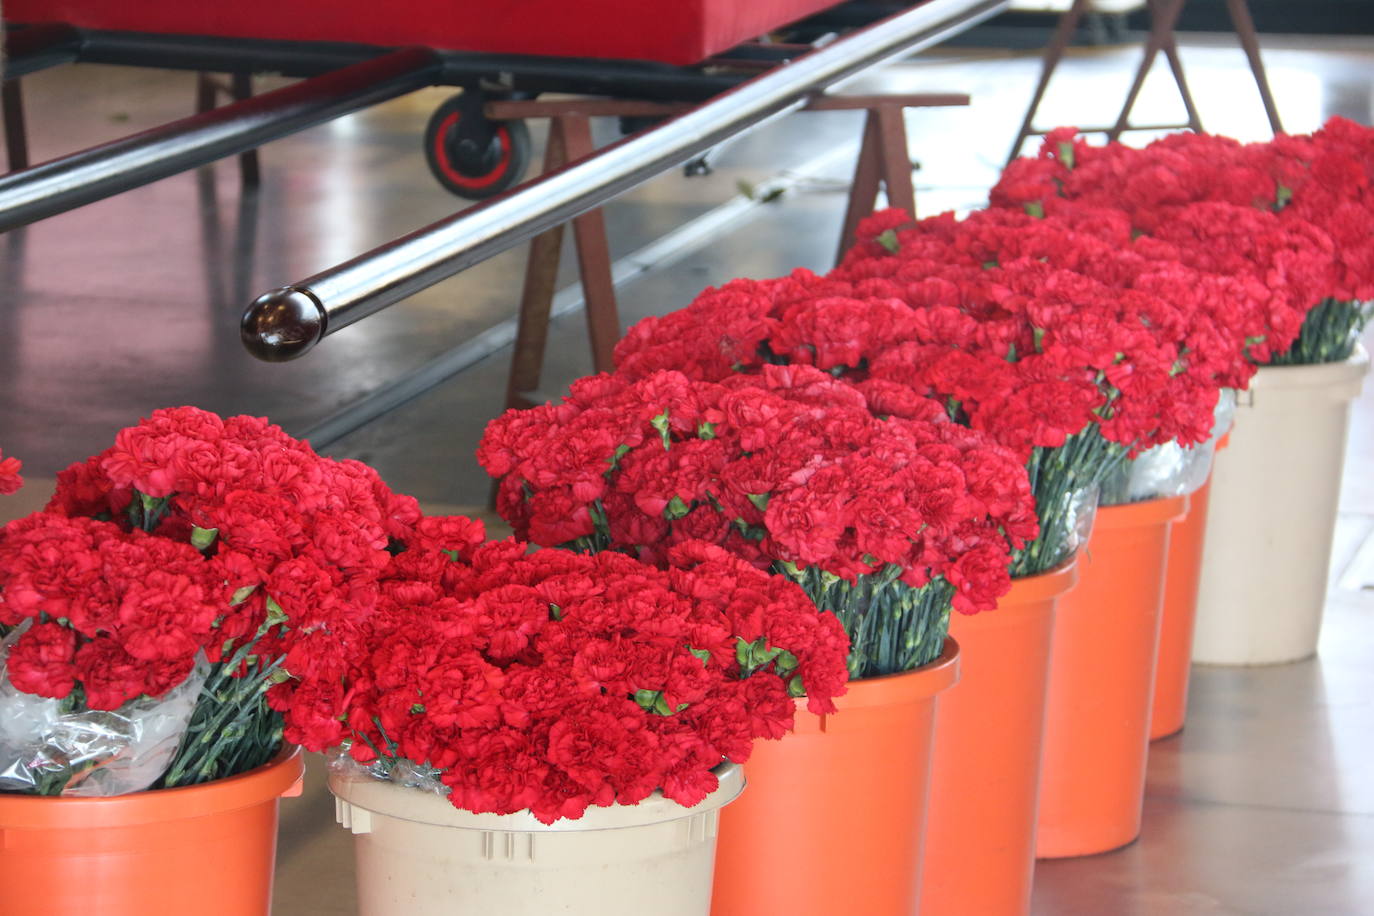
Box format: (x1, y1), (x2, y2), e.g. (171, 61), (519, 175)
(424, 94), (531, 200)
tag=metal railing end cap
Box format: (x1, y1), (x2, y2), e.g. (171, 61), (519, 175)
(240, 287), (328, 362)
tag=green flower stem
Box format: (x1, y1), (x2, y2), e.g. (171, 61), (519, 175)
(1265, 299), (1373, 366)
(1011, 425), (1128, 578)
(780, 563), (954, 679)
(159, 649), (284, 789)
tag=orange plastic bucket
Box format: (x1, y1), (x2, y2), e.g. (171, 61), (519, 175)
(711, 640), (960, 916)
(1035, 496), (1187, 859)
(0, 746), (304, 915)
(1150, 479), (1214, 741)
(919, 561), (1078, 916)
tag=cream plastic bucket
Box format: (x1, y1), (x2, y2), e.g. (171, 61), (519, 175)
(1192, 346), (1369, 665)
(331, 762), (744, 915)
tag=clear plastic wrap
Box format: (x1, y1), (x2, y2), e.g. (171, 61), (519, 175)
(1100, 390), (1237, 507)
(329, 747), (449, 798)
(1013, 484), (1099, 576)
(0, 624), (208, 796)
(1067, 484), (1099, 556)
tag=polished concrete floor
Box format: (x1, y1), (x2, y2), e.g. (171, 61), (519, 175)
(2, 27), (1372, 916)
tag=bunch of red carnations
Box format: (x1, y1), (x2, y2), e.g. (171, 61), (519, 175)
(271, 536), (851, 823)
(0, 450), (20, 496)
(612, 204), (1230, 573)
(479, 364), (1037, 677)
(0, 407), (437, 795)
(991, 119), (1373, 366)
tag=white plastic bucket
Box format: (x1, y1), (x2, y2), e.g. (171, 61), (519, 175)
(330, 762), (744, 915)
(1192, 346), (1369, 665)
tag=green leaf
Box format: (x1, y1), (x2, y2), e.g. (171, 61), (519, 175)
(664, 496), (691, 520)
(549, 603), (562, 621)
(650, 411), (672, 449)
(734, 636), (786, 676)
(607, 443), (633, 471)
(1274, 183), (1293, 211)
(697, 421), (716, 440)
(1032, 326), (1047, 352)
(1023, 200), (1045, 219)
(787, 674), (808, 698)
(441, 548), (460, 562)
(230, 585), (257, 607)
(588, 500), (610, 535)
(132, 491), (173, 532)
(265, 597), (287, 626)
(191, 526), (219, 551)
(688, 647), (711, 666)
(1005, 341), (1017, 362)
(633, 689), (683, 716)
(746, 492), (770, 512)
(773, 649), (799, 677)
(876, 229), (900, 254)
(410, 703), (425, 714)
(731, 517), (766, 541)
(1057, 141), (1075, 170)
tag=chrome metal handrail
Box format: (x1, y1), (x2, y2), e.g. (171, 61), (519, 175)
(0, 47), (440, 232)
(241, 0), (1006, 361)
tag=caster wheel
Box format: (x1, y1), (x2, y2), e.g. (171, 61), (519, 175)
(424, 94), (531, 199)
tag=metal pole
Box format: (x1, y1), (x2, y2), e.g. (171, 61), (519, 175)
(2, 24), (84, 79)
(74, 30), (385, 78)
(65, 30), (742, 98)
(0, 47), (440, 233)
(241, 0), (1006, 361)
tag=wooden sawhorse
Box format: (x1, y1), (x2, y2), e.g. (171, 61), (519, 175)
(492, 91), (969, 412)
(1007, 0), (1283, 163)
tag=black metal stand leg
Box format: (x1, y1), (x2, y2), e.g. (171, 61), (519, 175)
(231, 73), (263, 188)
(196, 71), (262, 187)
(3, 80), (31, 172)
(195, 73), (217, 115)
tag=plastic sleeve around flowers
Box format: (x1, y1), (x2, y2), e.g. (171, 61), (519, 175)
(0, 624), (208, 796)
(330, 746), (450, 797)
(1099, 389), (1237, 507)
(1064, 484), (1098, 563)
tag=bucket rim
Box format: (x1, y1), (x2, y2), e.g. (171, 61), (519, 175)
(329, 758), (745, 834)
(1096, 494), (1189, 530)
(0, 745), (303, 830)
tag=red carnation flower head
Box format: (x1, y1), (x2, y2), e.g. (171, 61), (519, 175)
(0, 449), (22, 496)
